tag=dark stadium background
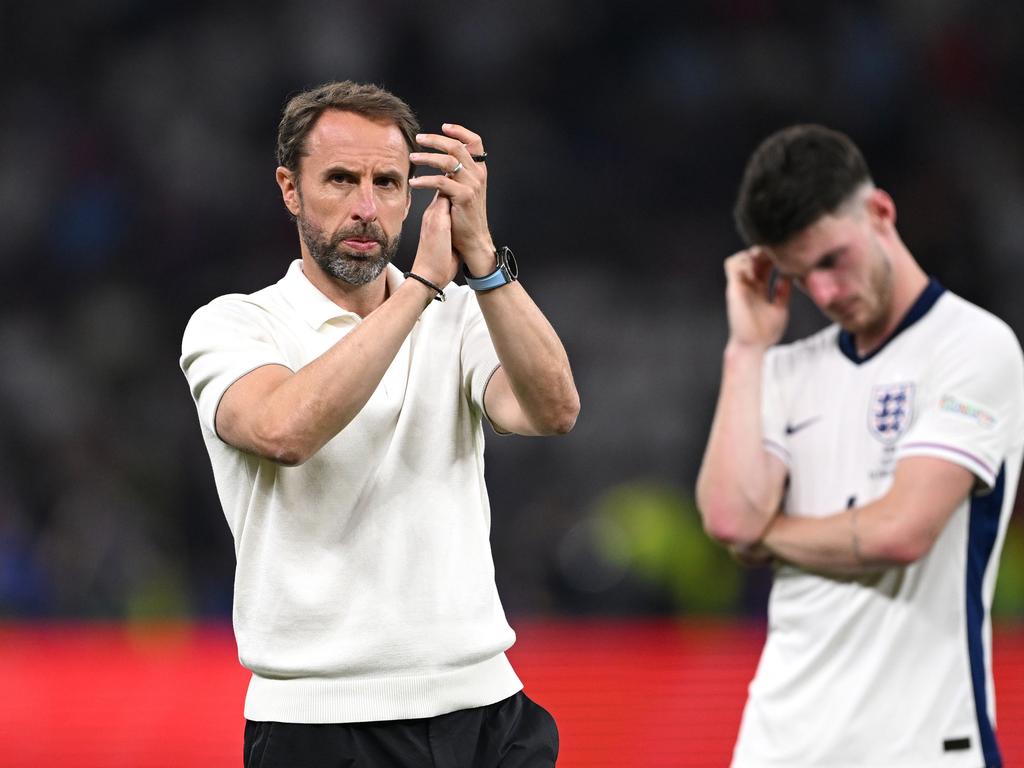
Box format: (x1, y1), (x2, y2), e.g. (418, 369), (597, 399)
(2, 1), (1024, 765)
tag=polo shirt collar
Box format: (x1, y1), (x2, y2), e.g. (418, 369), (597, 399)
(277, 260), (406, 329)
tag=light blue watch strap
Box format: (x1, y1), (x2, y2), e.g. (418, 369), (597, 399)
(465, 246), (518, 291)
(465, 266), (511, 291)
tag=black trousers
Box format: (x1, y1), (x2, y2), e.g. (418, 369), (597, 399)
(243, 691), (559, 767)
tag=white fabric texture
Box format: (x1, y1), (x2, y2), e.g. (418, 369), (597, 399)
(181, 260), (521, 723)
(736, 286), (1024, 768)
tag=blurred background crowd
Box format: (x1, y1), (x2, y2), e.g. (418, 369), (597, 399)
(3, 0), (1024, 621)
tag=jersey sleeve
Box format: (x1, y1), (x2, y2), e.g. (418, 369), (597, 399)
(762, 346), (792, 467)
(459, 291), (501, 418)
(180, 298), (292, 435)
(898, 320), (1024, 490)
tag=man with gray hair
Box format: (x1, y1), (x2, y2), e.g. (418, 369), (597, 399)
(181, 81), (577, 767)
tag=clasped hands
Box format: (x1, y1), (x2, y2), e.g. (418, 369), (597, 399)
(407, 123), (496, 290)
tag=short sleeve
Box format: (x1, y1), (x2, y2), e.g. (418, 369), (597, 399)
(762, 347), (791, 466)
(459, 292), (501, 416)
(180, 298), (292, 434)
(898, 321), (1024, 490)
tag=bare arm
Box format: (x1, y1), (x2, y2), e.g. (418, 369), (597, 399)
(410, 123), (579, 436)
(476, 283), (579, 436)
(761, 456), (976, 574)
(697, 342), (790, 545)
(696, 247), (792, 546)
(215, 195), (459, 465)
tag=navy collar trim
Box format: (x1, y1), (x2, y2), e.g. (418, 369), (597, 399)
(838, 278), (946, 365)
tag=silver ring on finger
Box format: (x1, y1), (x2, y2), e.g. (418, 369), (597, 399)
(450, 161), (464, 174)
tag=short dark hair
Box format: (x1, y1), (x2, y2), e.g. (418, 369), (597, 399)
(733, 124), (873, 246)
(276, 81), (420, 177)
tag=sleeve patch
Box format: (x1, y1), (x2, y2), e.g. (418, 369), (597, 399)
(939, 394), (997, 429)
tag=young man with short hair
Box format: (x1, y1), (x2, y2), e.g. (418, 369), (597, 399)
(697, 124), (1023, 767)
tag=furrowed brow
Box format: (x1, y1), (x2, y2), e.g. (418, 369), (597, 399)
(322, 165), (358, 180)
(376, 168), (405, 183)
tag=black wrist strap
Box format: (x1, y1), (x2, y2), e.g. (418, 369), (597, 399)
(403, 272), (446, 302)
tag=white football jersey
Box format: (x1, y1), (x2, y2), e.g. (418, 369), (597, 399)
(733, 282), (1024, 768)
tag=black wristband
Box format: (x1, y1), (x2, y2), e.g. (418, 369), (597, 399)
(403, 272), (446, 302)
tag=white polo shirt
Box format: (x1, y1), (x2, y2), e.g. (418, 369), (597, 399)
(733, 282), (1024, 768)
(180, 260), (522, 724)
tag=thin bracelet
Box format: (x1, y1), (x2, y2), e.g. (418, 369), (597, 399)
(850, 506), (865, 565)
(403, 272), (446, 302)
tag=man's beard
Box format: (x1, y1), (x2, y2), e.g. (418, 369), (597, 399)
(298, 213), (400, 286)
(835, 240), (894, 336)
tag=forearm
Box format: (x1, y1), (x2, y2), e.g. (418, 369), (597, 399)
(761, 457), (975, 575)
(764, 499), (929, 575)
(696, 341), (782, 545)
(258, 280), (435, 462)
(477, 281), (579, 434)
(761, 510), (876, 575)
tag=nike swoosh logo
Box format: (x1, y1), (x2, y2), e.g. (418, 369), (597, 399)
(785, 416), (822, 435)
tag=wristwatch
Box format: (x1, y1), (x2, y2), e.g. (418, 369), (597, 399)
(464, 246), (518, 291)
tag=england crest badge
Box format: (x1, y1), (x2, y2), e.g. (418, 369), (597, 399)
(868, 383), (915, 444)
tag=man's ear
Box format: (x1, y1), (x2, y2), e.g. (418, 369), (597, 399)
(866, 187), (896, 231)
(276, 166), (301, 217)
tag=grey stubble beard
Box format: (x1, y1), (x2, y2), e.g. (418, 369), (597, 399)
(298, 211), (401, 286)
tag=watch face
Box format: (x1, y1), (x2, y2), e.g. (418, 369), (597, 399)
(501, 246), (519, 279)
